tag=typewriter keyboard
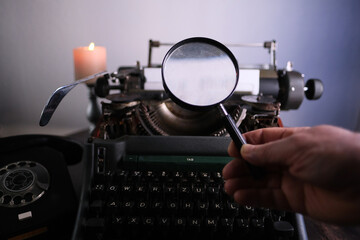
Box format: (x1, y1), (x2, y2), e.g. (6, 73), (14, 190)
(84, 169), (297, 240)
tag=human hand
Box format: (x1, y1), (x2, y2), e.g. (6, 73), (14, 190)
(222, 125), (360, 225)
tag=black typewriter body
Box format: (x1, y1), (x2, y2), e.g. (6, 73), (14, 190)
(73, 136), (308, 240)
(70, 58), (322, 239)
(36, 39), (322, 240)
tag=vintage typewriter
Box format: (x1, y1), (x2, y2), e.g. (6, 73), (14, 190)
(41, 38), (323, 240)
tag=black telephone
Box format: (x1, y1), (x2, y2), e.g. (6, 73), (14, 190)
(0, 134), (83, 240)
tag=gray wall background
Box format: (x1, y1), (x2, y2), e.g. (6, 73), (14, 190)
(1, 0), (360, 137)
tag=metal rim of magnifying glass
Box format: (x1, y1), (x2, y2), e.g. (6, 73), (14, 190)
(161, 37), (240, 111)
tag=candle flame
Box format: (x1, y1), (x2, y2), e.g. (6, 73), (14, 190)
(88, 42), (95, 51)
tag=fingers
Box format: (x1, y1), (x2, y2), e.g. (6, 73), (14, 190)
(232, 188), (291, 211)
(223, 127), (310, 212)
(227, 127), (311, 168)
(227, 141), (241, 158)
(227, 127), (295, 157)
(224, 173), (281, 196)
(240, 135), (311, 167)
(224, 172), (293, 211)
(228, 127), (309, 164)
(222, 158), (248, 180)
(242, 127), (302, 145)
(223, 127), (305, 212)
(222, 157), (281, 180)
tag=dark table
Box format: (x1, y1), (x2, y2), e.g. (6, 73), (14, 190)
(304, 216), (360, 240)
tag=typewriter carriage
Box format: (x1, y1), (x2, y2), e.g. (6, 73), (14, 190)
(90, 38), (323, 139)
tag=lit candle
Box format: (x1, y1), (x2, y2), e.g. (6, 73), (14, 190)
(73, 42), (107, 85)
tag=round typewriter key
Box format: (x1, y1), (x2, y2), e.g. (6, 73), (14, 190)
(162, 37), (264, 179)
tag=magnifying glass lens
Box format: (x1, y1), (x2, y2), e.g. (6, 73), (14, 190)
(162, 40), (238, 109)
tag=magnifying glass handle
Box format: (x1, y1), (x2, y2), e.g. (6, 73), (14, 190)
(219, 104), (265, 179)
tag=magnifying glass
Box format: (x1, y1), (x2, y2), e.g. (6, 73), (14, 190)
(162, 37), (264, 179)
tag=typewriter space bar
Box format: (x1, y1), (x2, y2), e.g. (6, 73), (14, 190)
(123, 155), (232, 171)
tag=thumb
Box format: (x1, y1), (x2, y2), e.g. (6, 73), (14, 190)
(240, 142), (293, 167)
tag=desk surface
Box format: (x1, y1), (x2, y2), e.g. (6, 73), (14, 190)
(304, 216), (360, 240)
(67, 130), (360, 240)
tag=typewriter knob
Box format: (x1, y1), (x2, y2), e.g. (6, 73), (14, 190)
(278, 70), (305, 110)
(305, 79), (323, 100)
(273, 220), (294, 238)
(95, 74), (125, 98)
(95, 75), (110, 98)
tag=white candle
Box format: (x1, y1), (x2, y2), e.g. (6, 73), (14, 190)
(73, 42), (107, 85)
